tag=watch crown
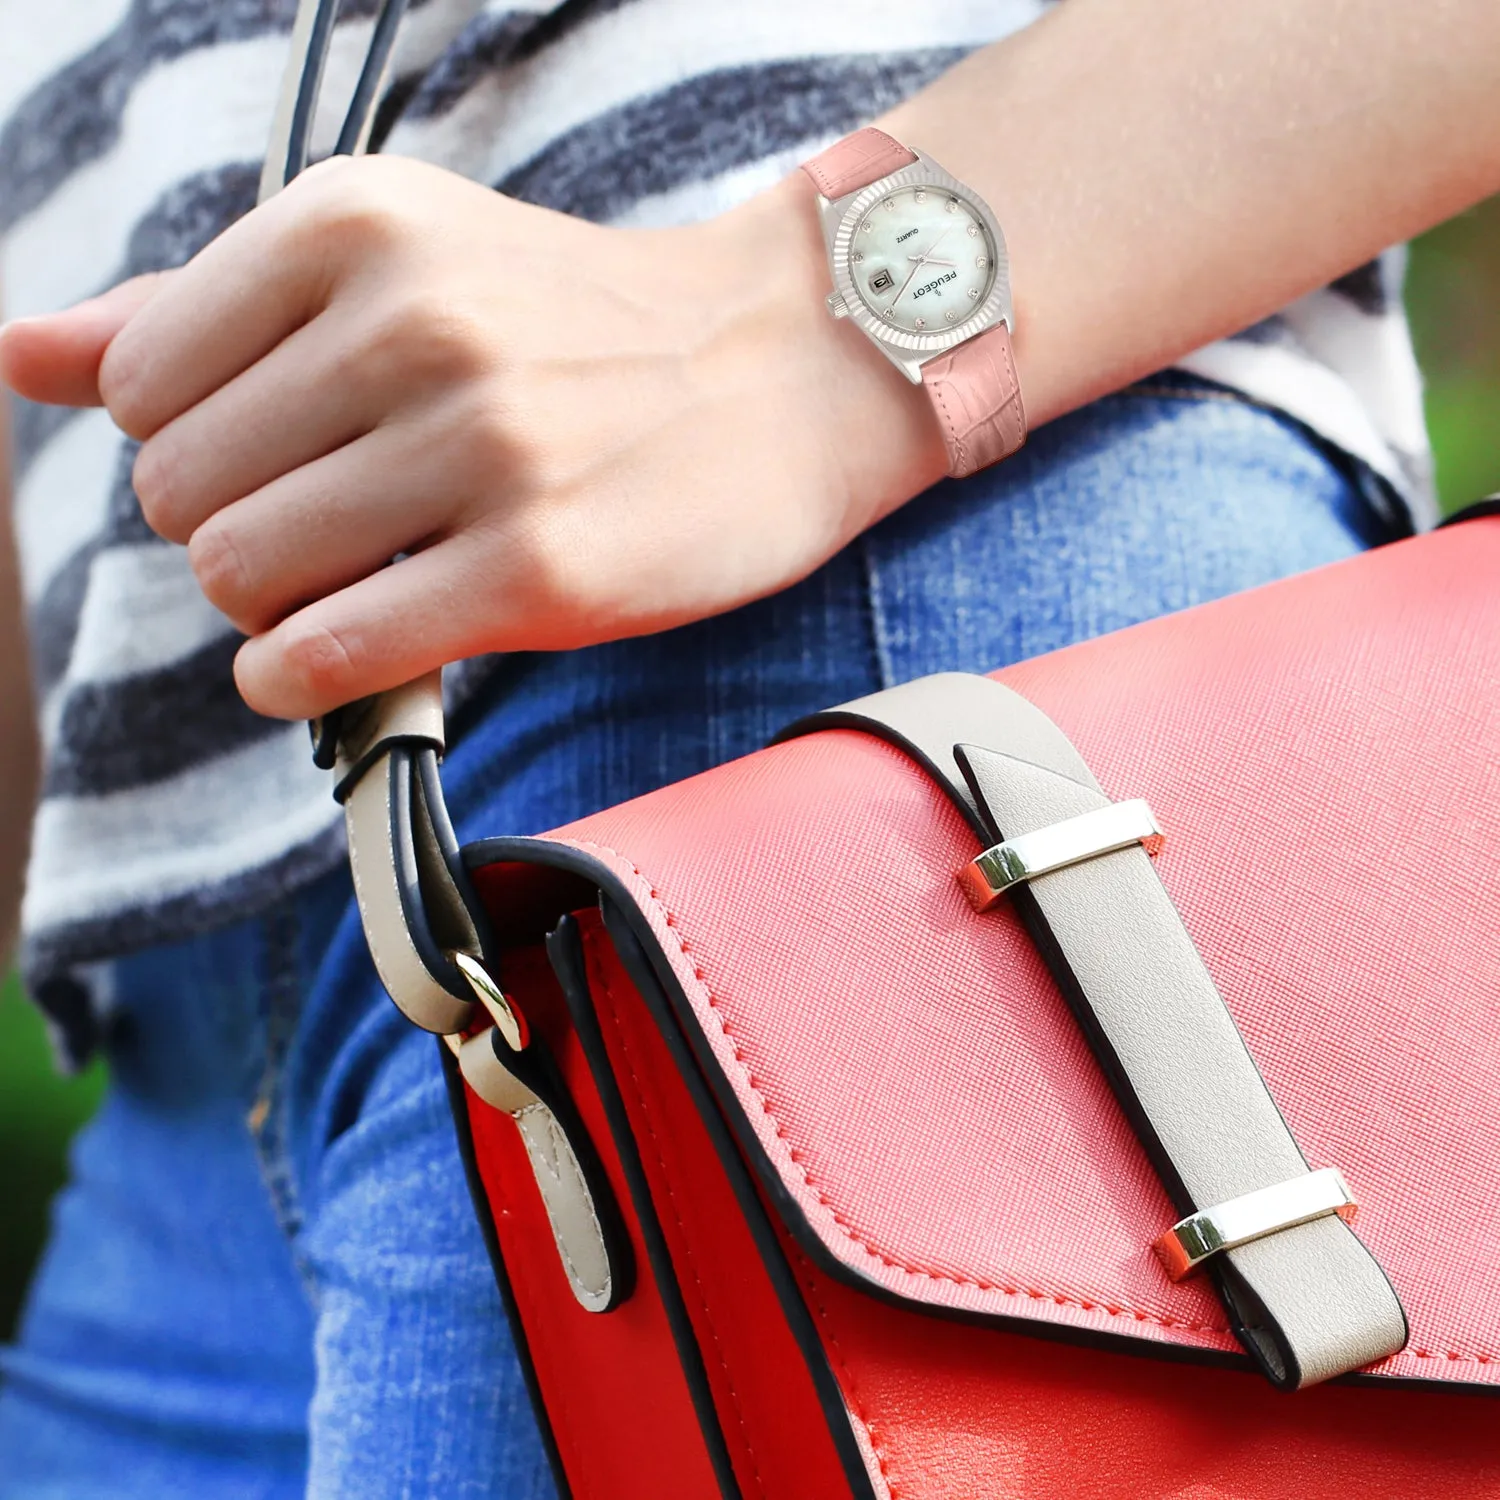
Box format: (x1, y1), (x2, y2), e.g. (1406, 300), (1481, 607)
(825, 291), (850, 320)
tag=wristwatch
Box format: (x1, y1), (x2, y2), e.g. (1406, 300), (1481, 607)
(802, 127), (1026, 477)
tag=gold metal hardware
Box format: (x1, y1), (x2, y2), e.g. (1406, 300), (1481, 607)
(443, 954), (536, 1116)
(959, 798), (1164, 912)
(442, 951), (525, 1058)
(1154, 1167), (1359, 1281)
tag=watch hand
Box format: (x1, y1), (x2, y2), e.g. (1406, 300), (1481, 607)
(893, 224), (957, 303)
(891, 257), (928, 306)
(911, 255), (957, 267)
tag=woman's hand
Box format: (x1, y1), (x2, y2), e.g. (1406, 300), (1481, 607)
(0, 155), (940, 718)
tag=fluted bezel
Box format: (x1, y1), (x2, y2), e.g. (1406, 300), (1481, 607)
(828, 152), (1013, 369)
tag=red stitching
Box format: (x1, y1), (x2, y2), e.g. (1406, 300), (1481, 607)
(790, 1245), (900, 1499)
(561, 839), (1232, 1340)
(589, 939), (769, 1500)
(556, 839), (1499, 1368)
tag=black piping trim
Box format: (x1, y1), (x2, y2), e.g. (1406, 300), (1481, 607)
(544, 915), (741, 1499)
(439, 1040), (573, 1499)
(332, 731), (445, 803)
(286, 0), (341, 184)
(388, 748), (470, 1002)
(461, 834), (1496, 1398)
(771, 707), (989, 841)
(1438, 498), (1500, 528)
(334, 0), (409, 155)
(416, 747), (497, 958)
(598, 898), (874, 1500)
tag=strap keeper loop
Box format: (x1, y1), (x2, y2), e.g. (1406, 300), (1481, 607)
(1154, 1167), (1359, 1281)
(959, 797), (1164, 912)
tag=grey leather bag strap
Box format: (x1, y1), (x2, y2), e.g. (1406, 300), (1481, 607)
(783, 674), (1408, 1388)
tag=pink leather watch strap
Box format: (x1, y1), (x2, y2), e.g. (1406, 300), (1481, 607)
(920, 322), (1027, 478)
(803, 127), (1028, 478)
(800, 126), (917, 199)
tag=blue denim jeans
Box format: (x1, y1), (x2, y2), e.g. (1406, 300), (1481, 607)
(0, 380), (1400, 1498)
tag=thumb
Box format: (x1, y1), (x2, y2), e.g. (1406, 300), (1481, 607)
(0, 272), (172, 408)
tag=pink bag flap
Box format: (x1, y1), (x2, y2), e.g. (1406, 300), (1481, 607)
(485, 519), (1500, 1389)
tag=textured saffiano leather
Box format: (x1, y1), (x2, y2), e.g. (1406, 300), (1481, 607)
(443, 522), (1500, 1497)
(498, 521), (1500, 1391)
(793, 675), (1407, 1385)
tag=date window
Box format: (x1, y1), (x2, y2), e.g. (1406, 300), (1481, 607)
(868, 268), (894, 294)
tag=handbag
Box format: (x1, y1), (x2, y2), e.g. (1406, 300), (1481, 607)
(268, 10), (1500, 1494)
(334, 511), (1500, 1497)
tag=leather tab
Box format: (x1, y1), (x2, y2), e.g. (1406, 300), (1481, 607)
(332, 672), (446, 801)
(953, 732), (1407, 1388)
(785, 672), (1408, 1388)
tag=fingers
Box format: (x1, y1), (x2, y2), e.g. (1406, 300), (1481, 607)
(134, 304), (382, 543)
(234, 539), (499, 719)
(0, 274), (168, 407)
(97, 156), (365, 440)
(186, 419), (472, 635)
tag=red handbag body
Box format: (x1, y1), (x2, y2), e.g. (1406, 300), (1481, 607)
(425, 518), (1500, 1497)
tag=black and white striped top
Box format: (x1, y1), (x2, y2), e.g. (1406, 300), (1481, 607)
(1, 0), (1433, 1061)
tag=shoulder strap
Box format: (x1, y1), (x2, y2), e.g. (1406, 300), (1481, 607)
(261, 0), (481, 1033)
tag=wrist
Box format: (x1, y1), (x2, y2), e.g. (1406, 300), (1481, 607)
(712, 172), (949, 529)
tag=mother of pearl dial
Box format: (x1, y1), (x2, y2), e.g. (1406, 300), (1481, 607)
(848, 186), (996, 334)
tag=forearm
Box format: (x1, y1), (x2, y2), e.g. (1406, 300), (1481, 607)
(787, 0), (1500, 436)
(6, 0), (1497, 717)
(0, 384), (39, 970)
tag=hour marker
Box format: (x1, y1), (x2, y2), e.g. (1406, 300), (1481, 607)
(883, 198), (896, 211)
(882, 308), (895, 320)
(946, 198), (959, 212)
(968, 287), (980, 300)
(914, 189), (926, 203)
(975, 256), (987, 269)
(862, 220), (873, 232)
(852, 251), (864, 263)
(945, 310), (958, 322)
(914, 317), (926, 329)
(966, 223), (978, 237)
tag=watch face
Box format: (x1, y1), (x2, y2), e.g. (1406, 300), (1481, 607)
(847, 185), (996, 334)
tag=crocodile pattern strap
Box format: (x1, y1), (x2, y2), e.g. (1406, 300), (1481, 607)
(803, 128), (1028, 479)
(801, 126), (917, 199)
(921, 322), (1027, 478)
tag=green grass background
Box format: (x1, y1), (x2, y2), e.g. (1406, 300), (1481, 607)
(2, 199), (1498, 1343)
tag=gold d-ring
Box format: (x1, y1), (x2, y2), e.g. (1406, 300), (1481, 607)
(443, 951), (526, 1055)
